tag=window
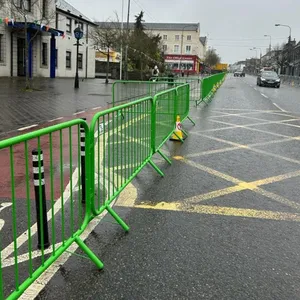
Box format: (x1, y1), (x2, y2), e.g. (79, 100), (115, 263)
(42, 0), (47, 17)
(55, 13), (58, 29)
(15, 0), (31, 11)
(66, 18), (72, 33)
(42, 42), (48, 66)
(55, 49), (58, 67)
(186, 45), (191, 54)
(162, 44), (167, 52)
(66, 51), (71, 68)
(163, 34), (167, 40)
(78, 22), (84, 32)
(175, 35), (180, 40)
(0, 34), (3, 62)
(187, 35), (191, 41)
(24, 0), (31, 11)
(174, 45), (179, 53)
(78, 53), (83, 69)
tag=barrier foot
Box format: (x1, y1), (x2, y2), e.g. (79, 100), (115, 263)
(149, 159), (165, 177)
(187, 116), (196, 126)
(158, 149), (172, 165)
(106, 205), (129, 232)
(173, 131), (184, 143)
(75, 237), (104, 269)
(182, 129), (188, 137)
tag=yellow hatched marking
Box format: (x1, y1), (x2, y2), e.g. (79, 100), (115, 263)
(134, 202), (300, 222)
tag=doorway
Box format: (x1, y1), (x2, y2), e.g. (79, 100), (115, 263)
(17, 38), (26, 76)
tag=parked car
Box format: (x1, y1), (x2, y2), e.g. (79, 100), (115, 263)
(234, 70), (245, 77)
(257, 71), (280, 88)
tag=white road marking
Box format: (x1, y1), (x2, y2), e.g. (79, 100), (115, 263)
(48, 117), (63, 122)
(73, 111), (85, 115)
(261, 93), (268, 99)
(254, 88), (257, 91)
(18, 124), (38, 131)
(273, 103), (286, 112)
(92, 106), (102, 110)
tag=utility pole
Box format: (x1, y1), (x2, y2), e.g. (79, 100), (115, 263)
(124, 0), (131, 80)
(120, 0), (124, 80)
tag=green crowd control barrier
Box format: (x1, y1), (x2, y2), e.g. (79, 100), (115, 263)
(0, 119), (104, 300)
(149, 77), (202, 106)
(200, 73), (226, 105)
(112, 80), (184, 107)
(89, 96), (164, 217)
(0, 80), (195, 299)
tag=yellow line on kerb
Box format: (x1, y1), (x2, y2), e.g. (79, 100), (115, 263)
(135, 202), (300, 222)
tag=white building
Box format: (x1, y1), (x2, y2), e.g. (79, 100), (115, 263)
(144, 22), (207, 74)
(0, 0), (96, 78)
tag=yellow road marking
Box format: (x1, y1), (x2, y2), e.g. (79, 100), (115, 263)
(134, 202), (300, 222)
(177, 158), (300, 211)
(195, 132), (300, 165)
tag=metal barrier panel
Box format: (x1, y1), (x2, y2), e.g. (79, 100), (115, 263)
(90, 97), (153, 215)
(176, 84), (190, 121)
(112, 81), (179, 107)
(152, 88), (177, 152)
(149, 77), (201, 103)
(201, 73), (225, 101)
(0, 120), (103, 300)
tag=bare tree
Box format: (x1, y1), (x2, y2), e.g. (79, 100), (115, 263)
(7, 0), (56, 89)
(205, 48), (221, 67)
(91, 16), (122, 84)
(272, 43), (285, 74)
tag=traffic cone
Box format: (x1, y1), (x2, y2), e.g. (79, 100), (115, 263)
(170, 115), (186, 141)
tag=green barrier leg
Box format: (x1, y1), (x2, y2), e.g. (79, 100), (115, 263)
(173, 131), (184, 143)
(158, 149), (172, 165)
(149, 159), (165, 177)
(75, 237), (104, 269)
(187, 116), (196, 125)
(182, 129), (188, 137)
(106, 205), (129, 232)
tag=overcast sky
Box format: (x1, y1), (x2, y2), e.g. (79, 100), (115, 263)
(68, 0), (300, 64)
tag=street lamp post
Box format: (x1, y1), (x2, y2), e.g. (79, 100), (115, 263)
(74, 26), (84, 89)
(275, 24), (292, 42)
(264, 35), (272, 52)
(275, 24), (292, 75)
(180, 24), (196, 74)
(253, 47), (262, 66)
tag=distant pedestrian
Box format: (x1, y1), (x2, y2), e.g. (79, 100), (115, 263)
(152, 65), (159, 81)
(181, 67), (185, 77)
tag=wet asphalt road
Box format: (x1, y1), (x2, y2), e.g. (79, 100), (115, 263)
(7, 75), (300, 299)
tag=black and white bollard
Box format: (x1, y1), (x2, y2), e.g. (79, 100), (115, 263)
(80, 118), (86, 203)
(32, 149), (50, 250)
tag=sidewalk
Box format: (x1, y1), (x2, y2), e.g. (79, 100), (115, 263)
(0, 78), (113, 137)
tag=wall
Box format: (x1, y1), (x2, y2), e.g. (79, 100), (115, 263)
(148, 29), (202, 58)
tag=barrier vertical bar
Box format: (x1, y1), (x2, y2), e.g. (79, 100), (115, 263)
(80, 118), (86, 203)
(32, 149), (50, 250)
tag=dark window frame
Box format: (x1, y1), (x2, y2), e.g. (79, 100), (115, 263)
(55, 49), (58, 68)
(42, 0), (47, 17)
(66, 17), (72, 33)
(66, 51), (71, 68)
(42, 42), (48, 66)
(78, 53), (83, 69)
(0, 34), (3, 62)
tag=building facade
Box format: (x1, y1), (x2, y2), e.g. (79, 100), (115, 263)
(96, 21), (207, 75)
(0, 0), (96, 78)
(144, 23), (207, 74)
